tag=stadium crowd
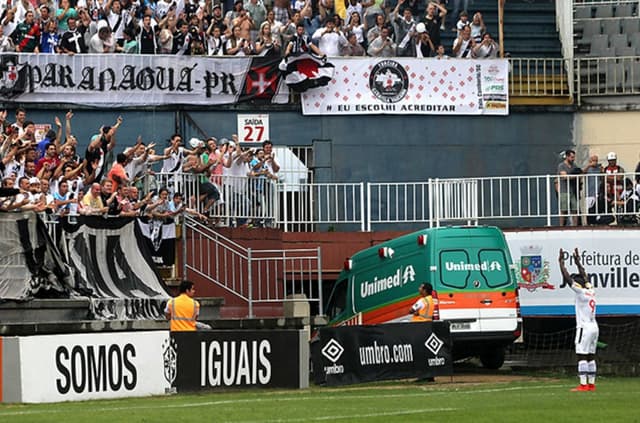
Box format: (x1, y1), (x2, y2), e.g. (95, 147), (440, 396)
(0, 108), (280, 228)
(0, 0), (499, 58)
(557, 149), (640, 227)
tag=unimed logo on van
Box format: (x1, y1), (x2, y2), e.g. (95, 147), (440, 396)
(360, 265), (416, 299)
(445, 261), (503, 272)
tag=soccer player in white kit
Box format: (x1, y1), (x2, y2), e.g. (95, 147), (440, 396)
(559, 248), (599, 392)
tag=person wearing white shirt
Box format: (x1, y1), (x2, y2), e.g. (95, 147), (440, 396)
(559, 248), (599, 393)
(312, 19), (346, 57)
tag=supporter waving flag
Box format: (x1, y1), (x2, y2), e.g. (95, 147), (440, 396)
(278, 52), (335, 93)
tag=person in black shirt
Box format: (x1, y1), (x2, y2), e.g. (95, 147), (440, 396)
(59, 17), (88, 54)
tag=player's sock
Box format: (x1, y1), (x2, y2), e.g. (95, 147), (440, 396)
(587, 360), (596, 385)
(578, 360), (588, 386)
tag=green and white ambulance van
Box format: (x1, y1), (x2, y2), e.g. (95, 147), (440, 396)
(324, 226), (522, 368)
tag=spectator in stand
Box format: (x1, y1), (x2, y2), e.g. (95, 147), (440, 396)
(345, 0), (364, 27)
(209, 3), (227, 33)
(341, 31), (365, 56)
(206, 23), (225, 55)
(89, 20), (117, 53)
(85, 116), (121, 183)
(470, 11), (485, 43)
(455, 10), (469, 34)
(449, 0), (468, 31)
(107, 152), (130, 192)
(255, 21), (281, 57)
(343, 11), (364, 48)
(35, 143), (60, 175)
(272, 0), (291, 26)
(284, 22), (321, 55)
(473, 32), (498, 59)
(53, 179), (78, 216)
(368, 26), (396, 57)
(56, 0), (77, 35)
(245, 0), (266, 38)
(604, 151), (624, 203)
(100, 178), (120, 216)
(122, 26), (138, 53)
(232, 5), (254, 43)
(39, 20), (60, 53)
(37, 4), (52, 28)
(80, 182), (107, 215)
(172, 19), (191, 54)
(138, 14), (158, 53)
(361, 0), (384, 30)
(391, 0), (416, 57)
(557, 149), (579, 227)
(59, 16), (88, 54)
(412, 22), (434, 57)
(13, 10), (41, 52)
(14, 0), (35, 24)
(366, 12), (386, 46)
(222, 138), (252, 227)
(0, 25), (15, 51)
(103, 0), (130, 47)
(452, 24), (474, 58)
(423, 1), (446, 50)
(224, 0), (243, 28)
(225, 23), (252, 55)
(183, 138), (221, 213)
(312, 19), (347, 57)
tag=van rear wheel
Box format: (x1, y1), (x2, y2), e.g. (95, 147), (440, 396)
(479, 348), (505, 370)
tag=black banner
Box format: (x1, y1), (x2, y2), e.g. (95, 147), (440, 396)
(312, 322), (453, 386)
(171, 330), (303, 391)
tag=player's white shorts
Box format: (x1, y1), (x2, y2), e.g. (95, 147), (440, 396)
(575, 322), (599, 355)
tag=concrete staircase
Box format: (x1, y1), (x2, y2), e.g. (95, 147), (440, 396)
(440, 0), (562, 58)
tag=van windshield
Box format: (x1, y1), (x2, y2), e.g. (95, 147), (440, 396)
(439, 249), (511, 289)
(325, 279), (348, 321)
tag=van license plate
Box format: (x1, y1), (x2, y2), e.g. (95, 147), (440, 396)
(450, 322), (471, 330)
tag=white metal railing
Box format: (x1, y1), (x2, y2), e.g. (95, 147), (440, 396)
(184, 216), (322, 317)
(509, 58), (572, 97)
(140, 172), (640, 231)
(575, 56), (640, 103)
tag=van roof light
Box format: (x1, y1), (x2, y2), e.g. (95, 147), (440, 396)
(344, 258), (352, 270)
(378, 247), (394, 259)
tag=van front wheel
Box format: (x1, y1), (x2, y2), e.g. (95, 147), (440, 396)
(479, 348), (505, 370)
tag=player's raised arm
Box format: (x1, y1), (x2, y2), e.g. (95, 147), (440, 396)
(573, 248), (589, 283)
(558, 248), (573, 284)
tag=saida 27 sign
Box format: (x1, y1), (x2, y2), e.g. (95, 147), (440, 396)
(237, 114), (270, 144)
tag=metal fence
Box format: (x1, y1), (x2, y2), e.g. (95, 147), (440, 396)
(184, 216), (323, 317)
(142, 171), (640, 232)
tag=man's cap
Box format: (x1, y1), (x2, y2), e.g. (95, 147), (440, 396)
(189, 137), (204, 149)
(213, 3), (221, 8)
(228, 140), (236, 148)
(29, 177), (41, 185)
(234, 0), (243, 4)
(607, 151), (617, 160)
(219, 137), (229, 145)
(416, 22), (426, 33)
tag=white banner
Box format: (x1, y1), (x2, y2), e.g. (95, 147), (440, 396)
(0, 53), (288, 106)
(301, 58), (509, 115)
(506, 230), (640, 316)
(16, 331), (171, 403)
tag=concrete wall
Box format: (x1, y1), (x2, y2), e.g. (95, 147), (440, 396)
(574, 111), (640, 171)
(14, 108), (575, 182)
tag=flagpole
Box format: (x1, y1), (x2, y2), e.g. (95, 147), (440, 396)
(498, 0), (505, 58)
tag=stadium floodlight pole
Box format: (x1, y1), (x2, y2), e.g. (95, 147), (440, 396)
(498, 0), (505, 58)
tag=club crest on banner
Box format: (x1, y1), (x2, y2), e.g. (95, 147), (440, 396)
(516, 245), (555, 291)
(369, 60), (409, 103)
(163, 336), (178, 391)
